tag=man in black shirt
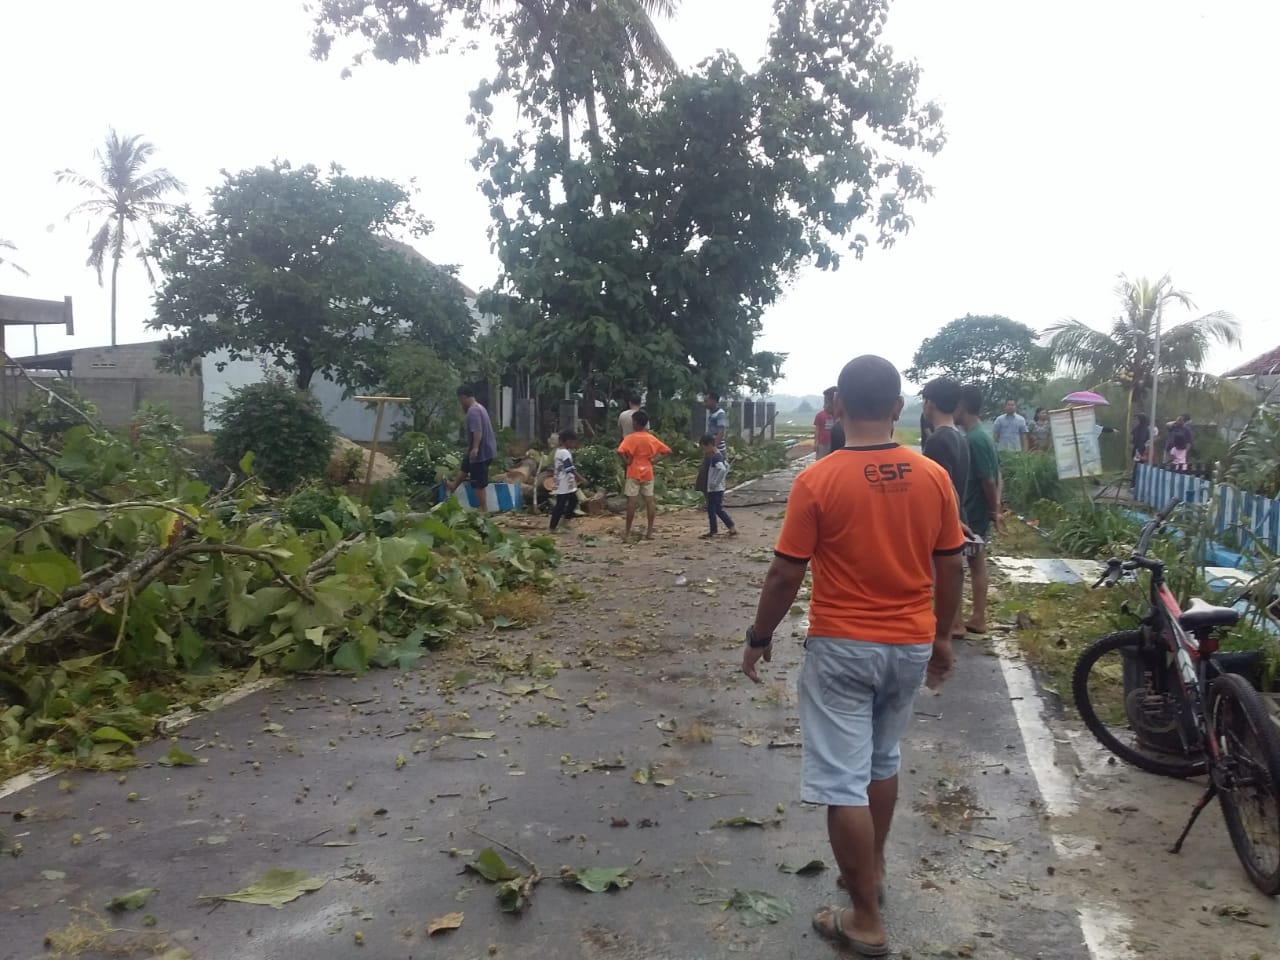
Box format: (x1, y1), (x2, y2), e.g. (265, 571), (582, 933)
(921, 378), (969, 503)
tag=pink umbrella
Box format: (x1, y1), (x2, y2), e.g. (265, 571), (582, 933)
(1062, 390), (1110, 406)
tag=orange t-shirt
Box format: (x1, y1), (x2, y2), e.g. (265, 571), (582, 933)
(775, 444), (965, 644)
(616, 431), (671, 482)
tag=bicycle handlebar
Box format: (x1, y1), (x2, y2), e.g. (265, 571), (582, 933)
(1092, 497), (1180, 589)
(1134, 496), (1180, 558)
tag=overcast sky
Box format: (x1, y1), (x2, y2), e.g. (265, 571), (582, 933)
(2, 0), (1275, 394)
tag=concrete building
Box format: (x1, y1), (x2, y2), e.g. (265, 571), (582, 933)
(1224, 344), (1280, 400)
(2, 341), (203, 432)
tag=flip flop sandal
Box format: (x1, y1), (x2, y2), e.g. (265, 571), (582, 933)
(811, 906), (889, 957)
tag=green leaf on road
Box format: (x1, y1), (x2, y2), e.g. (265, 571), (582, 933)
(107, 887), (156, 912)
(453, 731), (496, 740)
(202, 868), (327, 908)
(726, 889), (792, 926)
(466, 848), (521, 883)
(564, 867), (633, 893)
(157, 746), (202, 767)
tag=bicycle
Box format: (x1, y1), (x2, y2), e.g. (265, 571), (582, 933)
(1072, 496), (1280, 895)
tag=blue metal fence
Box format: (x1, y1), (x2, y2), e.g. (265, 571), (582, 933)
(1134, 464), (1280, 553)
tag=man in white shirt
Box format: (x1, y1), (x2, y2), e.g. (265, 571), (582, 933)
(618, 396), (642, 437)
(991, 399), (1028, 452)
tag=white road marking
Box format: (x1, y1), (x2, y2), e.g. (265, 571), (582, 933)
(994, 638), (1140, 960)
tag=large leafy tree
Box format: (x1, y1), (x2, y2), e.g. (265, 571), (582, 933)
(907, 315), (1051, 414)
(57, 131), (184, 346)
(318, 0), (944, 409)
(1047, 274), (1241, 426)
(148, 162), (476, 390)
(312, 0), (676, 166)
(0, 238), (28, 277)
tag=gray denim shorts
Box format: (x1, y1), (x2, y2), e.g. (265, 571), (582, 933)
(798, 637), (932, 807)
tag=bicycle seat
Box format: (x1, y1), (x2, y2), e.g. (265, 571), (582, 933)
(1178, 597), (1240, 630)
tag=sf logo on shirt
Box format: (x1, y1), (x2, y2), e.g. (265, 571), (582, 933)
(863, 462), (913, 492)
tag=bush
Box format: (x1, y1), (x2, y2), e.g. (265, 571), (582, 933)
(1037, 500), (1143, 559)
(212, 378), (333, 491)
(398, 436), (462, 487)
(574, 442), (622, 491)
(282, 484), (344, 531)
(1000, 452), (1064, 513)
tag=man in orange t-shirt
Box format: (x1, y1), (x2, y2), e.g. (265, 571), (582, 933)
(741, 355), (964, 957)
(616, 410), (670, 541)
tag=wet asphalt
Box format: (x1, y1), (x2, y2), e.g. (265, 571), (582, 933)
(0, 465), (1093, 960)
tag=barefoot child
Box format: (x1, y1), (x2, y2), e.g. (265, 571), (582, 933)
(698, 433), (737, 539)
(616, 411), (670, 541)
(549, 429), (578, 532)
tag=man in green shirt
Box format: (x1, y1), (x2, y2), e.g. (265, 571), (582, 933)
(955, 385), (1002, 636)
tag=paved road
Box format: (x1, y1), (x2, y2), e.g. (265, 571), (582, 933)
(1, 464), (1263, 960)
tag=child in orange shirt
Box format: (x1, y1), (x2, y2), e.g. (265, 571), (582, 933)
(616, 410), (671, 541)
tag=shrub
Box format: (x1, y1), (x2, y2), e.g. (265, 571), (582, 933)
(398, 437), (461, 487)
(282, 484), (344, 531)
(212, 378), (333, 491)
(1040, 500), (1143, 559)
(1000, 451), (1064, 513)
(574, 442), (622, 491)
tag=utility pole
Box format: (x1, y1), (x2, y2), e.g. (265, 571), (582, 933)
(1147, 298), (1163, 465)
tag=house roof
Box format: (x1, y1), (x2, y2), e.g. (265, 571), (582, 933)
(1224, 344), (1280, 378)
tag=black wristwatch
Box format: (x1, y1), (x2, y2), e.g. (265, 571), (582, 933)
(746, 625), (773, 649)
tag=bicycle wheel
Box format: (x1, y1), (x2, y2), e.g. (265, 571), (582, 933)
(1208, 673), (1280, 895)
(1072, 630), (1206, 779)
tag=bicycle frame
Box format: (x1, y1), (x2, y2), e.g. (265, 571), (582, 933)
(1136, 564), (1220, 764)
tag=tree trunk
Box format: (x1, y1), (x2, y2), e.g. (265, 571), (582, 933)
(109, 213), (124, 347)
(294, 353), (315, 390)
(583, 83), (614, 217)
(559, 90), (572, 165)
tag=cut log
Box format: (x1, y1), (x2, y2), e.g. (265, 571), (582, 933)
(501, 457), (538, 484)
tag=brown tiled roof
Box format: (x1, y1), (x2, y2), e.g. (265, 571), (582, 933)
(1224, 345), (1280, 378)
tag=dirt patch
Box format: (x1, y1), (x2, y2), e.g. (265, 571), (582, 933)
(331, 435), (397, 483)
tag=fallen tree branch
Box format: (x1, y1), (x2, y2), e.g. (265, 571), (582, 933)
(0, 543), (169, 658)
(305, 535), (362, 583)
(175, 542), (317, 603)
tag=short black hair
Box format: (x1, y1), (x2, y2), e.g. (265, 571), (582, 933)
(456, 384), (475, 398)
(628, 395), (642, 406)
(706, 391), (720, 403)
(823, 386), (838, 400)
(699, 433), (716, 446)
(921, 377), (962, 415)
(959, 384), (984, 416)
(836, 356), (901, 421)
(632, 410), (649, 429)
(558, 429), (577, 444)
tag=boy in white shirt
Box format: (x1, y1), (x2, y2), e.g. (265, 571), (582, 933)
(550, 429), (579, 532)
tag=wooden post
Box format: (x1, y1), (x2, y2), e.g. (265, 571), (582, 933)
(353, 395), (410, 486)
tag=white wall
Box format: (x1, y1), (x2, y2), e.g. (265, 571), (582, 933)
(201, 350), (413, 442)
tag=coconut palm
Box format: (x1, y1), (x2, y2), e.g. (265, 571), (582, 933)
(57, 131), (184, 346)
(0, 238), (28, 277)
(1046, 274), (1241, 428)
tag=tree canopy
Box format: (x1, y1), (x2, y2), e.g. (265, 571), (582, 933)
(907, 314), (1051, 414)
(313, 0), (944, 406)
(149, 162), (476, 390)
(1046, 274), (1240, 421)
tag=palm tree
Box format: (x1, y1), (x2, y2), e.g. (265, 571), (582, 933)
(57, 131), (184, 346)
(499, 0), (676, 161)
(1046, 274), (1241, 429)
(0, 238), (28, 276)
